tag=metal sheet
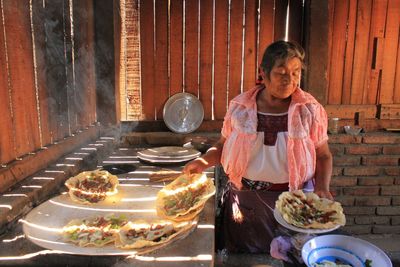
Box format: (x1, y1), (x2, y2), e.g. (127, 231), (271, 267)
(22, 184), (181, 255)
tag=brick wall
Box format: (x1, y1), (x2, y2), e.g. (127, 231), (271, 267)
(329, 132), (400, 235)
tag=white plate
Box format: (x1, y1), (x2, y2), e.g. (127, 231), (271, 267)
(137, 146), (201, 164)
(273, 208), (341, 234)
(163, 93), (204, 134)
(22, 185), (163, 255)
(302, 235), (392, 267)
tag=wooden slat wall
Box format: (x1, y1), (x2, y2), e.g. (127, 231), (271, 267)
(327, 0), (400, 105)
(0, 0), (97, 166)
(122, 0), (298, 121)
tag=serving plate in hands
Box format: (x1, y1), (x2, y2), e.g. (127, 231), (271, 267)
(302, 234), (392, 267)
(273, 208), (341, 234)
(163, 93), (204, 134)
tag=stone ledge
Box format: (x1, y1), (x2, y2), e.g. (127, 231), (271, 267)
(0, 137), (117, 235)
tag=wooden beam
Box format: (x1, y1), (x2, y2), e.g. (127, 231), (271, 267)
(377, 104), (400, 119)
(325, 105), (377, 119)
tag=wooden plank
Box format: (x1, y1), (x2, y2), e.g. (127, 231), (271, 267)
(228, 0), (244, 100)
(379, 0), (400, 103)
(288, 0), (303, 44)
(3, 0), (41, 157)
(0, 126), (100, 194)
(213, 0), (229, 120)
(93, 0), (117, 125)
(377, 104), (400, 119)
(350, 0), (372, 104)
(73, 0), (96, 128)
(0, 2), (15, 164)
(43, 0), (70, 140)
(395, 33), (400, 103)
(341, 0), (357, 104)
(114, 0), (121, 122)
(324, 105), (377, 119)
(327, 0), (348, 104)
(184, 0), (199, 96)
(199, 0), (213, 120)
(169, 0), (184, 96)
(140, 0), (155, 120)
(274, 0), (288, 41)
(242, 0), (257, 91)
(154, 0), (169, 119)
(258, 0), (274, 65)
(304, 0), (329, 104)
(31, 0), (51, 146)
(364, 0), (388, 104)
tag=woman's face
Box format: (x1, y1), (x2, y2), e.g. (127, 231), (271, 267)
(262, 57), (301, 99)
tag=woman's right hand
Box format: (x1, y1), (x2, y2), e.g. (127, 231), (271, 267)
(182, 158), (208, 175)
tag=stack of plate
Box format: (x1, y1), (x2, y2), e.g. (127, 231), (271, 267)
(137, 146), (201, 164)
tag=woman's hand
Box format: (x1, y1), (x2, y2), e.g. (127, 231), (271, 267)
(182, 158), (209, 175)
(314, 189), (333, 200)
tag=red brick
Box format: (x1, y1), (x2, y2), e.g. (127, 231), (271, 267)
(362, 156), (399, 166)
(343, 206), (376, 215)
(343, 225), (372, 234)
(334, 196), (355, 206)
(330, 187), (342, 197)
(383, 145), (400, 155)
(344, 216), (355, 225)
(381, 186), (400, 195)
(329, 135), (362, 144)
(354, 216), (390, 225)
(343, 167), (380, 176)
(334, 156), (361, 166)
(329, 145), (345, 156)
(346, 145), (382, 155)
(372, 225), (400, 234)
(357, 176), (394, 186)
(331, 176), (357, 187)
(384, 167), (400, 176)
(363, 134), (400, 144)
(355, 196), (391, 206)
(391, 217), (400, 225)
(377, 206), (400, 215)
(393, 197), (400, 205)
(332, 167), (344, 176)
(343, 186), (380, 196)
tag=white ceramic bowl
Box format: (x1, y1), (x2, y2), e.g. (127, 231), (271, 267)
(302, 235), (392, 267)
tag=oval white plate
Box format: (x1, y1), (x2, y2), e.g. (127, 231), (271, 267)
(273, 208), (341, 234)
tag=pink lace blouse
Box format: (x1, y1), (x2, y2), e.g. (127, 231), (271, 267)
(220, 84), (328, 190)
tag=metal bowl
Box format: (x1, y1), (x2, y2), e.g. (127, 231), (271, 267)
(344, 125), (362, 135)
(163, 93), (204, 134)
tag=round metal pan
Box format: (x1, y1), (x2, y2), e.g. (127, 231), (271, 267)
(163, 93), (204, 134)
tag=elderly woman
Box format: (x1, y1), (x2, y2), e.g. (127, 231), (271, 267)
(183, 40), (333, 253)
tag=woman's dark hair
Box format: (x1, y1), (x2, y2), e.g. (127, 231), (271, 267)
(260, 40), (305, 80)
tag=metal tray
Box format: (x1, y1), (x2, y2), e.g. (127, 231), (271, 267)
(163, 93), (204, 134)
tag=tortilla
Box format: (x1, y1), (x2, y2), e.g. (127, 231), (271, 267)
(115, 219), (196, 250)
(65, 170), (119, 204)
(149, 169), (182, 182)
(155, 173), (215, 221)
(275, 190), (346, 229)
(62, 214), (127, 247)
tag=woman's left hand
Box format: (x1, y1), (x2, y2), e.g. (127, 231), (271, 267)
(314, 189), (334, 200)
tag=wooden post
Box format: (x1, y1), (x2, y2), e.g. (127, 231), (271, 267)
(303, 0), (329, 104)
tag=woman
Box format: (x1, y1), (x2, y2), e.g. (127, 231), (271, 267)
(183, 40), (333, 253)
